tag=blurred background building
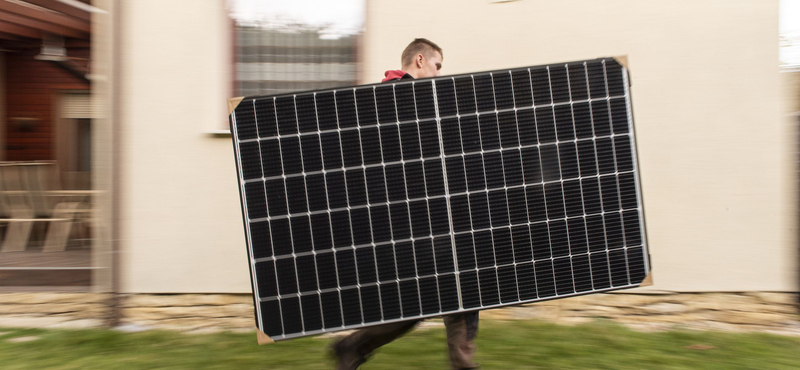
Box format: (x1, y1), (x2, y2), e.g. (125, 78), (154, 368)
(0, 0), (798, 332)
(234, 26), (358, 97)
(0, 0), (102, 293)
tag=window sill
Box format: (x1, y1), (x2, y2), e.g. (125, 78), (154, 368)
(204, 130), (232, 137)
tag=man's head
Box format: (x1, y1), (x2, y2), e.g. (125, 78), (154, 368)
(401, 38), (443, 79)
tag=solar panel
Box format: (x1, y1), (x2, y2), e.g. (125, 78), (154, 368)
(229, 57), (650, 341)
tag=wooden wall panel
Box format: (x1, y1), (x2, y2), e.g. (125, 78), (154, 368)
(4, 48), (89, 161)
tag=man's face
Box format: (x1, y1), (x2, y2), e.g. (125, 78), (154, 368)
(417, 51), (442, 78)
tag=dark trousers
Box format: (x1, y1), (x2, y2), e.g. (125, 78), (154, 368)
(337, 312), (479, 369)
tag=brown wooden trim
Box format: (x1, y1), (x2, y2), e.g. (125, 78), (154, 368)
(0, 1), (90, 33)
(0, 30), (24, 40)
(64, 38), (90, 48)
(0, 10), (87, 39)
(0, 20), (40, 38)
(0, 286), (91, 292)
(22, 0), (91, 22)
(0, 269), (92, 286)
(109, 0), (123, 325)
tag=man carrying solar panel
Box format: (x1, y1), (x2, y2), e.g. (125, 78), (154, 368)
(330, 38), (480, 370)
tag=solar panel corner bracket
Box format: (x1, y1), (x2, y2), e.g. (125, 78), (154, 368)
(227, 96), (245, 115)
(612, 55), (629, 69)
(639, 271), (654, 287)
(256, 328), (275, 345)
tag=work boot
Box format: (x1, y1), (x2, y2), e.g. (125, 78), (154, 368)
(329, 338), (366, 370)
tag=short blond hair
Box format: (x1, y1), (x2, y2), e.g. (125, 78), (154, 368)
(401, 38), (443, 68)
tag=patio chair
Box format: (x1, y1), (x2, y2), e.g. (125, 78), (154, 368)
(0, 163), (39, 252)
(0, 163), (77, 253)
(25, 162), (90, 253)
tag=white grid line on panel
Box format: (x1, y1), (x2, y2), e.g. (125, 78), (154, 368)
(274, 97), (307, 334)
(264, 97), (288, 336)
(260, 98), (286, 334)
(585, 64), (615, 287)
(310, 92), (328, 329)
(560, 64), (579, 294)
(520, 67), (541, 299)
(234, 95), (628, 145)
(256, 204), (641, 262)
(437, 77), (465, 309)
(595, 60), (627, 286)
(257, 248), (628, 304)
(486, 71), (510, 302)
(258, 236), (436, 262)
(246, 169), (637, 223)
(465, 75), (485, 306)
(354, 85), (387, 323)
(532, 67), (558, 296)
(578, 62), (597, 290)
(271, 281), (642, 341)
(233, 99), (268, 335)
(254, 98), (285, 335)
(387, 83), (406, 319)
(419, 81), (444, 313)
(595, 60), (624, 285)
(543, 65), (574, 295)
(366, 86), (387, 322)
(289, 95), (310, 334)
(242, 133), (632, 185)
(621, 65), (651, 277)
(406, 81), (424, 317)
(504, 70), (523, 302)
(328, 90), (348, 329)
(393, 86), (416, 318)
(568, 62), (597, 290)
(345, 88), (366, 325)
(601, 60), (632, 286)
(260, 271), (459, 302)
(430, 78), (457, 311)
(340, 89), (364, 325)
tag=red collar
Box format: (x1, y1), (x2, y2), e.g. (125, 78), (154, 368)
(382, 70), (411, 82)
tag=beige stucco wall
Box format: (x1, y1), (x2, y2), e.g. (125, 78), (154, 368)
(784, 71), (800, 114)
(117, 0), (795, 293)
(365, 0), (795, 292)
(119, 0), (250, 292)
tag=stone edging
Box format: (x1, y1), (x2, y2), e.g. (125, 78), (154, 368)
(0, 292), (797, 335)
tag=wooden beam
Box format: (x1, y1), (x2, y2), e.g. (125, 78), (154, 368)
(0, 19), (39, 38)
(64, 37), (88, 47)
(22, 0), (90, 21)
(0, 8), (87, 38)
(0, 40), (39, 51)
(0, 29), (23, 40)
(0, 1), (90, 33)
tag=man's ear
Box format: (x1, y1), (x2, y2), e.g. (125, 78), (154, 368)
(415, 54), (424, 68)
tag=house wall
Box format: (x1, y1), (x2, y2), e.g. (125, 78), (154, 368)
(117, 0), (795, 294)
(119, 0), (248, 292)
(2, 0), (796, 332)
(363, 0), (795, 292)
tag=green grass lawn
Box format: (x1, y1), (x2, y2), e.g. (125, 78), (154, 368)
(1, 320), (799, 369)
